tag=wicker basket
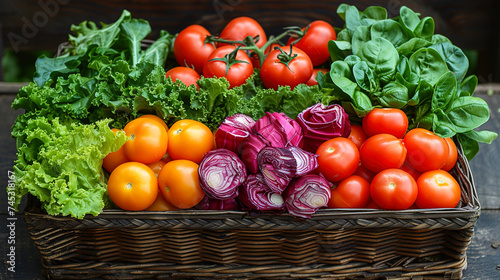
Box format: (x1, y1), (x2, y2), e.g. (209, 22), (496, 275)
(23, 140), (480, 280)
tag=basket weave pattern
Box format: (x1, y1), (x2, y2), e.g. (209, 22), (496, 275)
(23, 145), (479, 279)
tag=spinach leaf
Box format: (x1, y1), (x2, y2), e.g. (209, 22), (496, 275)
(358, 38), (399, 83)
(409, 48), (449, 85)
(431, 71), (457, 112)
(353, 61), (378, 93)
(430, 42), (469, 83)
(399, 6), (421, 34)
(438, 96), (491, 134)
(414, 17), (435, 39)
(378, 81), (409, 108)
(351, 25), (371, 56)
(459, 75), (478, 96)
(370, 19), (409, 47)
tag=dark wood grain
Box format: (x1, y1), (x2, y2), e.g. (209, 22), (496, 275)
(1, 0), (499, 80)
(468, 89), (500, 210)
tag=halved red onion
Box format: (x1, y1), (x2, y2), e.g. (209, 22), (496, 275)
(198, 149), (247, 199)
(257, 146), (297, 194)
(214, 113), (256, 154)
(238, 173), (285, 211)
(284, 174), (332, 218)
(287, 146), (319, 176)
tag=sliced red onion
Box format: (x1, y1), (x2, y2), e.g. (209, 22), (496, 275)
(254, 112), (303, 148)
(287, 146), (319, 176)
(296, 103), (351, 152)
(238, 173), (285, 211)
(257, 146), (297, 194)
(198, 149), (247, 199)
(215, 113), (256, 154)
(195, 196), (240, 210)
(284, 174), (332, 218)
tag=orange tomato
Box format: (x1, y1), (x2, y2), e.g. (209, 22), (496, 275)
(107, 162), (158, 211)
(146, 192), (179, 211)
(167, 119), (213, 164)
(123, 117), (168, 164)
(103, 128), (129, 173)
(147, 160), (166, 177)
(158, 160), (205, 209)
(138, 114), (169, 133)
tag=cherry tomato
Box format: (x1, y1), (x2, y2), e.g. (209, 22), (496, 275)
(158, 160), (205, 209)
(370, 169), (418, 210)
(219, 16), (267, 48)
(203, 45), (253, 88)
(316, 137), (360, 182)
(306, 68), (328, 86)
(107, 162), (158, 211)
(360, 134), (407, 173)
(165, 66), (201, 89)
(442, 137), (458, 171)
(416, 170), (461, 209)
(287, 20), (336, 66)
(260, 46), (313, 90)
(328, 175), (370, 208)
(362, 108), (409, 138)
(403, 128), (449, 173)
(123, 118), (169, 164)
(138, 114), (169, 133)
(173, 25), (216, 74)
(167, 119), (214, 164)
(145, 192), (179, 211)
(103, 128), (129, 173)
(348, 124), (368, 150)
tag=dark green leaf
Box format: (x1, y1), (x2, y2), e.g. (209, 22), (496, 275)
(442, 96), (491, 133)
(358, 38), (399, 83)
(328, 40), (352, 61)
(399, 6), (420, 33)
(379, 81), (409, 108)
(462, 130), (498, 144)
(460, 75), (478, 96)
(361, 6), (388, 20)
(351, 25), (371, 56)
(430, 42), (469, 83)
(353, 61), (378, 93)
(370, 20), (409, 47)
(431, 71), (457, 112)
(457, 133), (480, 161)
(414, 17), (435, 39)
(409, 48), (449, 86)
(396, 38), (432, 56)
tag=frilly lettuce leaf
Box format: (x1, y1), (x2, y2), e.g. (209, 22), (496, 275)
(12, 117), (127, 218)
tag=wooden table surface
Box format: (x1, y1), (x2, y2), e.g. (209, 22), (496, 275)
(0, 84), (499, 279)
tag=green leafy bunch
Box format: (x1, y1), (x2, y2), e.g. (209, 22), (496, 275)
(320, 4), (497, 159)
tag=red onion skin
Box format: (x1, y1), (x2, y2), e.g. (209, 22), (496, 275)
(198, 149), (247, 200)
(238, 173), (285, 212)
(296, 103), (351, 153)
(284, 174), (332, 219)
(215, 114), (256, 154)
(257, 146), (297, 194)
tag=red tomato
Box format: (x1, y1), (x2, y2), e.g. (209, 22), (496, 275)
(306, 68), (328, 86)
(219, 16), (267, 48)
(416, 170), (461, 209)
(316, 137), (360, 182)
(348, 124), (368, 150)
(287, 20), (336, 66)
(362, 108), (409, 138)
(250, 43), (281, 69)
(146, 192), (179, 211)
(123, 118), (169, 164)
(403, 128), (449, 173)
(442, 137), (458, 171)
(328, 175), (370, 208)
(107, 162), (158, 211)
(203, 45), (253, 88)
(173, 25), (216, 74)
(353, 162), (377, 183)
(400, 161), (422, 181)
(370, 169), (418, 210)
(103, 128), (129, 173)
(260, 46), (313, 90)
(364, 199), (380, 209)
(165, 66), (201, 89)
(360, 134), (407, 173)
